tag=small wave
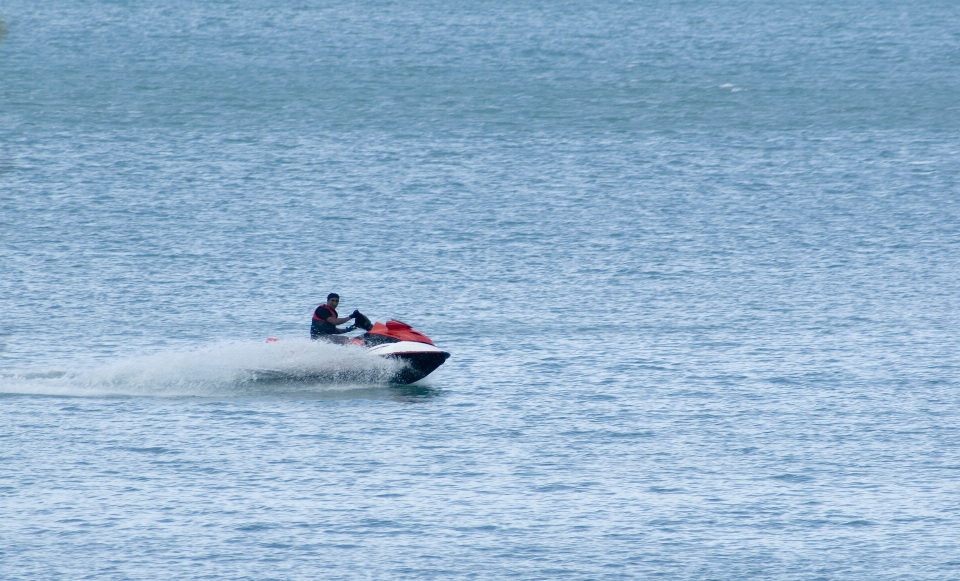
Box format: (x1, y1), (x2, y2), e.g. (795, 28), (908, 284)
(0, 339), (403, 397)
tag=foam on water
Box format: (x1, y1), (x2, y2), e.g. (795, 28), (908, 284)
(0, 339), (403, 397)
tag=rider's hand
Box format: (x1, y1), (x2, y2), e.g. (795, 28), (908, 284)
(350, 309), (360, 319)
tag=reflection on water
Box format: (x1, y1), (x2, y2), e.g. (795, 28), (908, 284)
(222, 380), (444, 402)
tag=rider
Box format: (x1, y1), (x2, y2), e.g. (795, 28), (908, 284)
(311, 293), (360, 340)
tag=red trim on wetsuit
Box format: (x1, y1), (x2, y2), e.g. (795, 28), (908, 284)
(313, 304), (337, 322)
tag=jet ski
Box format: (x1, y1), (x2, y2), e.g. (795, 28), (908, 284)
(256, 313), (449, 385)
(345, 313), (449, 383)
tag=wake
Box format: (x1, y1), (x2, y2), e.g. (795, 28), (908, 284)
(0, 339), (403, 397)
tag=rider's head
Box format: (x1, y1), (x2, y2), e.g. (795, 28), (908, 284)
(326, 293), (340, 307)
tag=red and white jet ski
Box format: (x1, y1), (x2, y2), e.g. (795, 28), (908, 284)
(257, 314), (449, 385)
(348, 315), (450, 384)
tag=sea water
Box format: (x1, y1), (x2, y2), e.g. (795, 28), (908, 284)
(2, 1), (959, 578)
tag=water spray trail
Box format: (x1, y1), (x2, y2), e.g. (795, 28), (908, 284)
(0, 339), (403, 397)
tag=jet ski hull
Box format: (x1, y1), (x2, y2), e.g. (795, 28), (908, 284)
(249, 341), (449, 385)
(366, 341), (451, 384)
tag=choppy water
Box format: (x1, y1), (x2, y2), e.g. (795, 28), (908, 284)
(2, 1), (960, 578)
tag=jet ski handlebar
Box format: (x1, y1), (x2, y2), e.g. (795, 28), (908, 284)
(346, 310), (374, 332)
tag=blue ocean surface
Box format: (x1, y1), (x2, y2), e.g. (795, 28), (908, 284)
(2, 1), (960, 578)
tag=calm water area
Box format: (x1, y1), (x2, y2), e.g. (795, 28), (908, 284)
(2, 1), (960, 578)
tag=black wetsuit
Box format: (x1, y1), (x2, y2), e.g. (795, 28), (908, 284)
(311, 304), (347, 339)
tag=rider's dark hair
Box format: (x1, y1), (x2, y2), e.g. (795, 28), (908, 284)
(327, 293), (340, 301)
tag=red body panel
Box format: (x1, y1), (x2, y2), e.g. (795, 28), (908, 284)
(367, 320), (435, 345)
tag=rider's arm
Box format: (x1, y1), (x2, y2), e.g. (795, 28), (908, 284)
(326, 315), (352, 325)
